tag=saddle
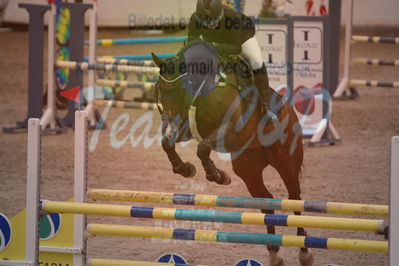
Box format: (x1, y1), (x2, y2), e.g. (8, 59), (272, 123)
(180, 41), (286, 120)
(221, 55), (286, 119)
(221, 54), (254, 89)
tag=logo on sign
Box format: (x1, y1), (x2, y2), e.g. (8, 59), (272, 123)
(294, 28), (322, 64)
(259, 30), (286, 64)
(39, 213), (62, 240)
(234, 258), (265, 266)
(0, 214), (12, 252)
(157, 253), (188, 264)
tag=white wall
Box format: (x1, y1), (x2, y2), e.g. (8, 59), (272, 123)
(340, 0), (399, 28)
(3, 0), (197, 27)
(3, 0), (399, 28)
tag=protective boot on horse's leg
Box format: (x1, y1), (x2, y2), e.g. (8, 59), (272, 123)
(253, 63), (273, 115)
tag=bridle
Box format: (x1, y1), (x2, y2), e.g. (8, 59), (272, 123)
(154, 40), (231, 123)
(155, 72), (190, 123)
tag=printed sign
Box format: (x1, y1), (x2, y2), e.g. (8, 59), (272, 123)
(256, 22), (289, 90)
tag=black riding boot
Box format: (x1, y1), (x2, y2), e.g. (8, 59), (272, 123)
(253, 63), (272, 114)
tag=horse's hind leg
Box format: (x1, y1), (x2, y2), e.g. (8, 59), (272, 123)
(231, 149), (283, 266)
(274, 159), (314, 266)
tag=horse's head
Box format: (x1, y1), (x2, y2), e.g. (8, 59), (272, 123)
(152, 41), (222, 143)
(152, 53), (188, 143)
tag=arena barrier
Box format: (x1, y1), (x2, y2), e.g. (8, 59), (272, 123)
(334, 0), (399, 98)
(1, 111), (396, 266)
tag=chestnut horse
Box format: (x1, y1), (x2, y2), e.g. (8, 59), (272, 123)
(152, 41), (313, 266)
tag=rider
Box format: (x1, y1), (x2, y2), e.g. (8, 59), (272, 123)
(188, 0), (273, 114)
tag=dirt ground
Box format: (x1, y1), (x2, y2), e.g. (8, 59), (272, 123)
(0, 26), (398, 266)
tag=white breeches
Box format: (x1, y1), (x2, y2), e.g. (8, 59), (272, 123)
(241, 36), (264, 71)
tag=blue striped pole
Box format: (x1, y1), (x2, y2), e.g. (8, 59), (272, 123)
(41, 201), (387, 233)
(84, 36), (187, 46)
(350, 79), (399, 88)
(87, 189), (388, 217)
(353, 58), (399, 66)
(56, 61), (159, 74)
(112, 53), (176, 61)
(352, 35), (399, 44)
(94, 100), (159, 110)
(83, 53), (176, 62)
(87, 223), (388, 253)
(96, 58), (156, 67)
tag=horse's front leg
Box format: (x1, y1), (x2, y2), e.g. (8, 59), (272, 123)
(196, 138), (231, 185)
(161, 138), (196, 178)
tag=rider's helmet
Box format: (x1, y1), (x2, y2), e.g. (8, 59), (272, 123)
(196, 0), (224, 27)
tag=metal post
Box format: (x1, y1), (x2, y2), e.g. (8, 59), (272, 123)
(85, 0), (97, 128)
(61, 3), (92, 127)
(328, 0), (342, 95)
(333, 0), (353, 98)
(73, 111), (88, 265)
(40, 2), (66, 134)
(390, 136), (399, 265)
(26, 119), (41, 265)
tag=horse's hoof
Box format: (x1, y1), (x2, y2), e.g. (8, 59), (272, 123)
(219, 169), (231, 185)
(299, 249), (314, 266)
(182, 162), (196, 178)
(269, 251), (284, 266)
(206, 169), (231, 185)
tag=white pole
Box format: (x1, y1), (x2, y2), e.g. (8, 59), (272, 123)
(26, 119), (41, 266)
(333, 0), (353, 98)
(40, 2), (56, 130)
(390, 136), (399, 265)
(73, 111), (88, 265)
(85, 0), (98, 128)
